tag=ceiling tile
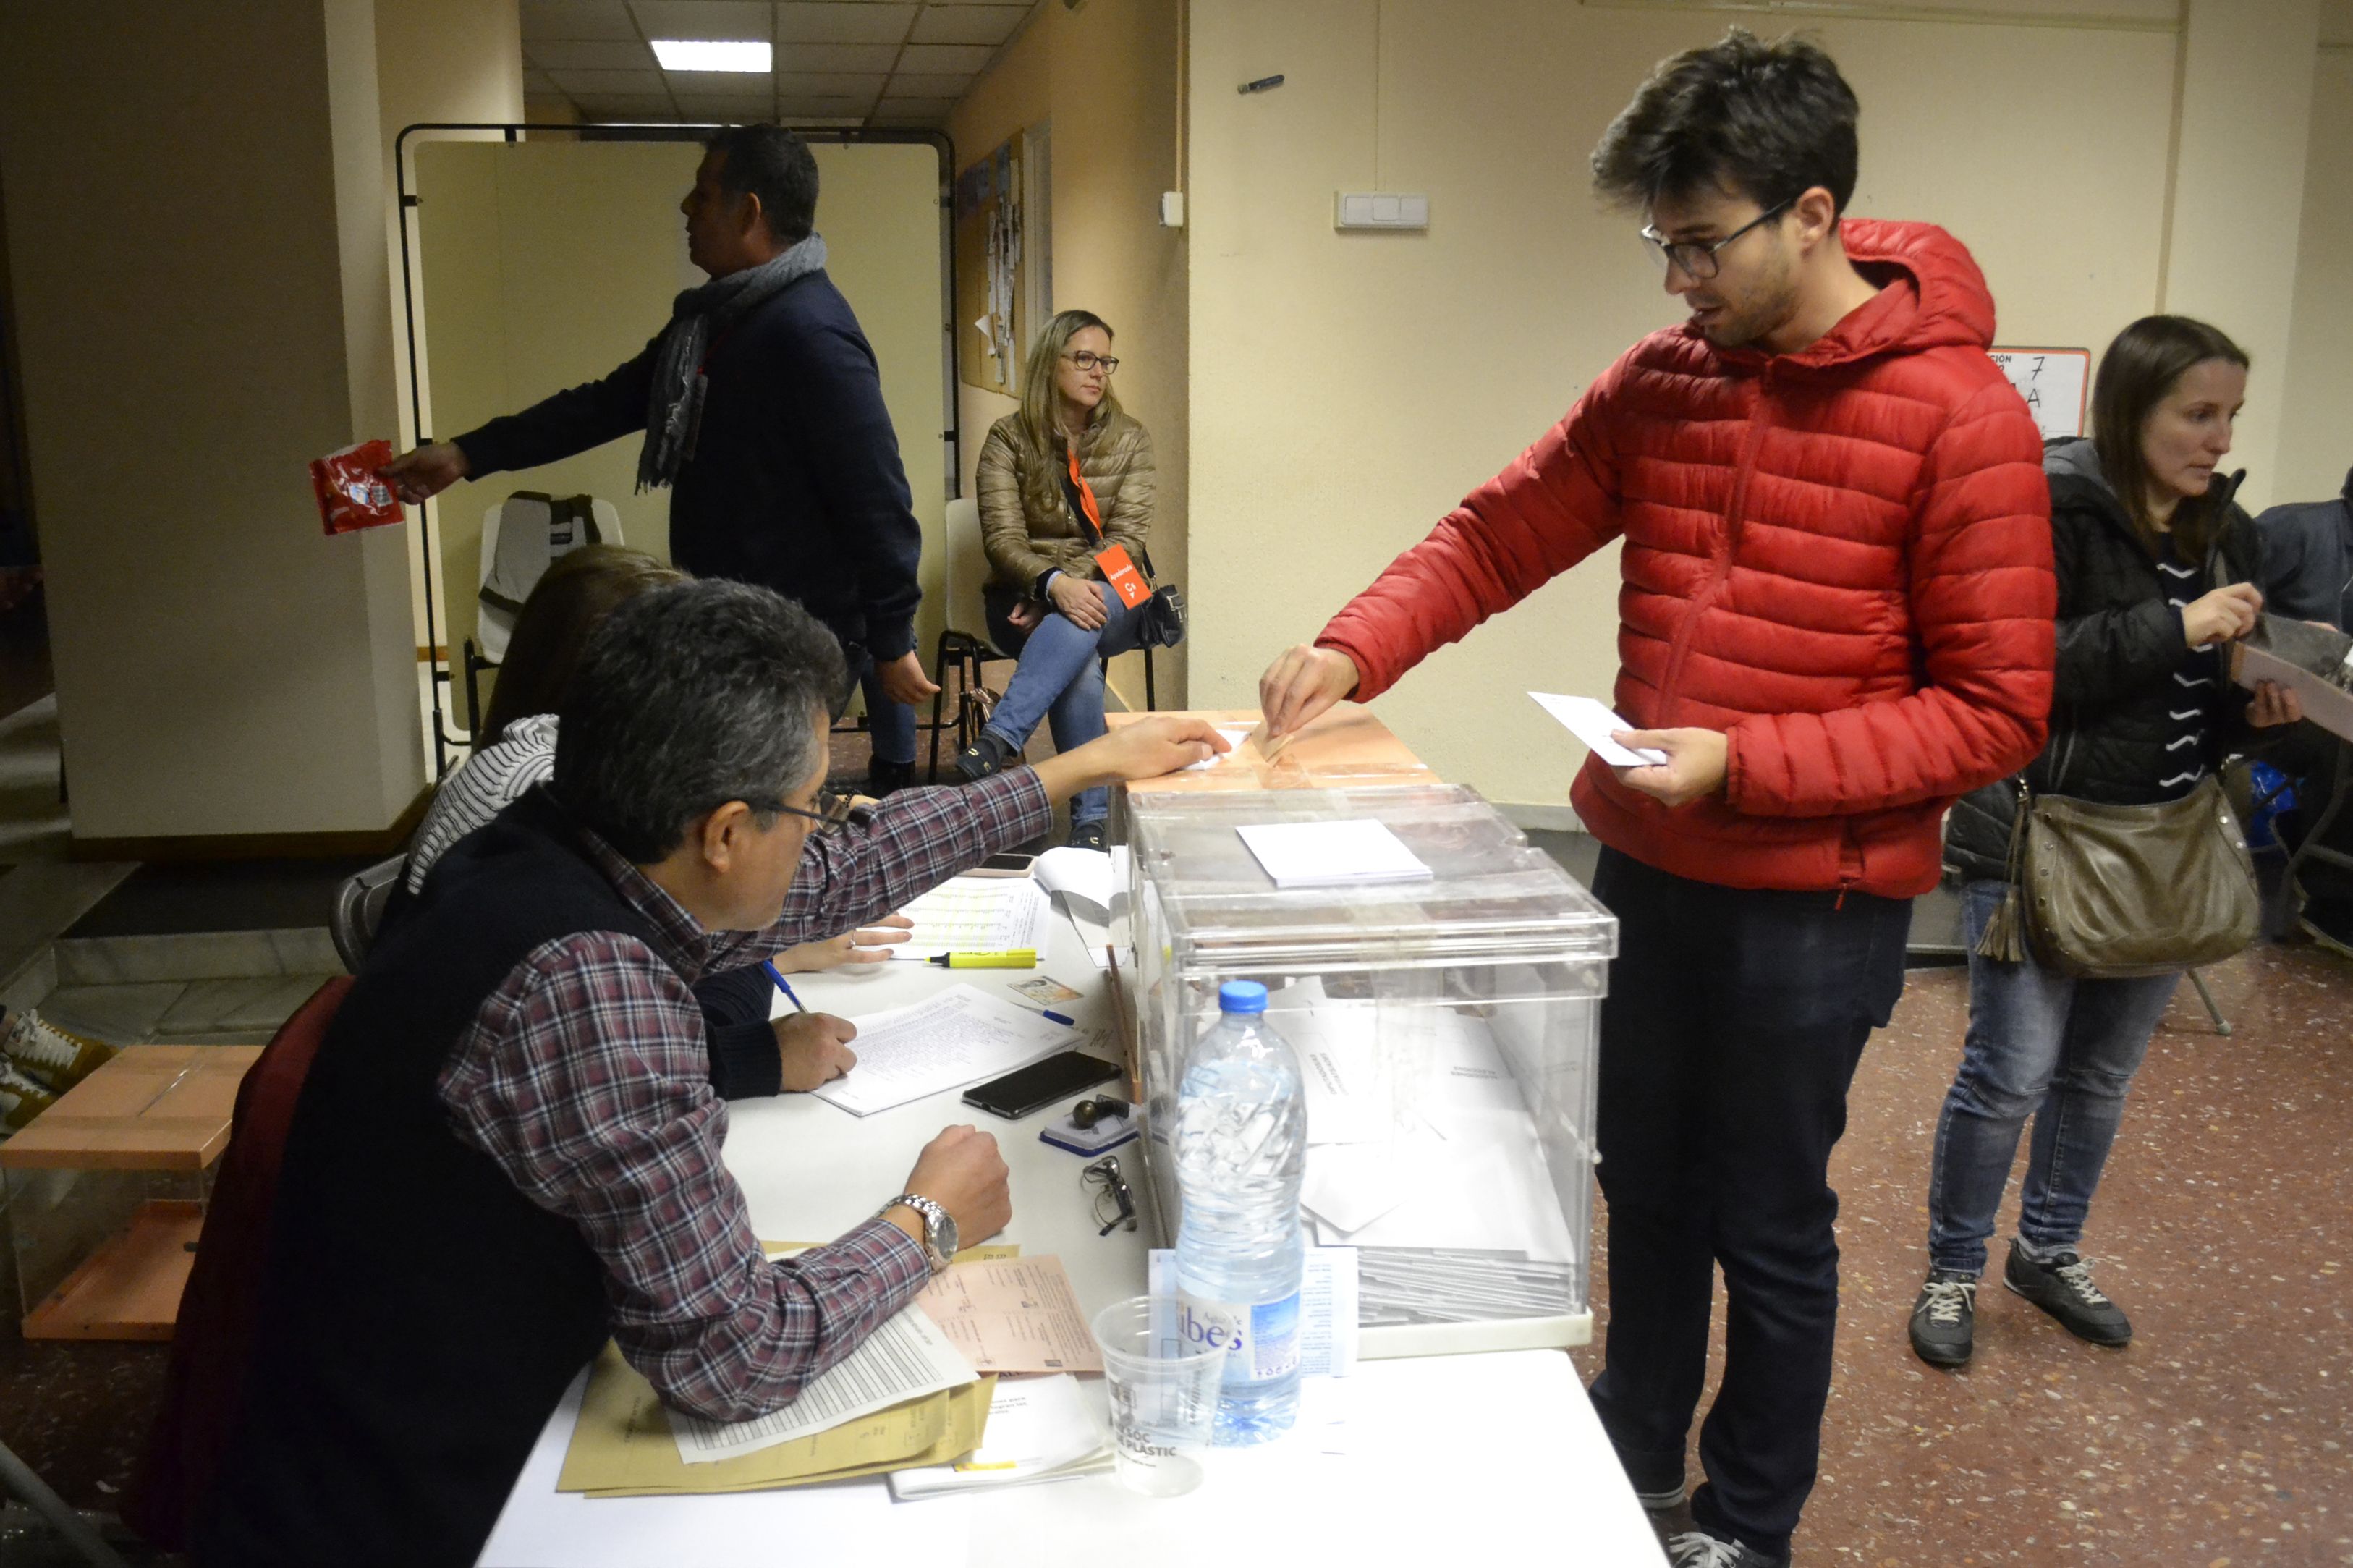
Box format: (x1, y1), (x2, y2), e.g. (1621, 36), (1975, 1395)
(777, 94), (881, 119)
(525, 38), (658, 69)
(548, 67), (669, 93)
(521, 0), (641, 41)
(869, 98), (957, 119)
(908, 5), (1024, 45)
(881, 72), (970, 99)
(675, 95), (775, 119)
(522, 67), (562, 91)
(628, 0), (772, 38)
(771, 4), (915, 45)
(896, 43), (993, 73)
(573, 93), (682, 115)
(773, 42), (900, 72)
(774, 70), (884, 97)
(667, 69), (777, 95)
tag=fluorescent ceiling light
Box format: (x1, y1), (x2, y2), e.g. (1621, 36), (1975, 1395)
(650, 39), (771, 72)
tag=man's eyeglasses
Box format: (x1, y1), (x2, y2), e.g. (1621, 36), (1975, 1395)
(742, 793), (873, 836)
(1638, 198), (1793, 281)
(1082, 1154), (1137, 1236)
(1063, 350), (1120, 376)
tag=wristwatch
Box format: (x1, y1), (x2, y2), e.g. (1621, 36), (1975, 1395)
(878, 1192), (959, 1273)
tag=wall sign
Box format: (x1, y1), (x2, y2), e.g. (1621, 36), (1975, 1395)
(1989, 347), (2091, 440)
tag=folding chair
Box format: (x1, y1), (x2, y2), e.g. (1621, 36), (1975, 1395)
(462, 493), (619, 740)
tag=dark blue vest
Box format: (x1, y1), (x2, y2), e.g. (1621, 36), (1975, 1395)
(199, 789), (665, 1567)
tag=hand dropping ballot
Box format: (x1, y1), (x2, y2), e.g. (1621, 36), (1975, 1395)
(1527, 692), (1667, 768)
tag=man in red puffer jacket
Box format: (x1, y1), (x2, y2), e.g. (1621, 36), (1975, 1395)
(1260, 31), (2055, 1568)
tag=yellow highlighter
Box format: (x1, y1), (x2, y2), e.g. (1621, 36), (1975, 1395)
(927, 949), (1038, 969)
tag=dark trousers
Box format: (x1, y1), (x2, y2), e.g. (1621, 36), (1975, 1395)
(1587, 847), (1910, 1560)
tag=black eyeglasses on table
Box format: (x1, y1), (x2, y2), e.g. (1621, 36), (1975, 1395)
(1082, 1154), (1137, 1237)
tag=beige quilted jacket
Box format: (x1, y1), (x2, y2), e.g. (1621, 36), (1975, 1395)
(975, 410), (1156, 589)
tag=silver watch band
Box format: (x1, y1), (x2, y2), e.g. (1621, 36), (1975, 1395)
(879, 1192), (952, 1271)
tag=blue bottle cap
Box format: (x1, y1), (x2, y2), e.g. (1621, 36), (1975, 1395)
(1217, 980), (1268, 1014)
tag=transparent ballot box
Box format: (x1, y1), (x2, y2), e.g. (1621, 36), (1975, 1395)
(1, 1045), (255, 1340)
(1122, 785), (1616, 1357)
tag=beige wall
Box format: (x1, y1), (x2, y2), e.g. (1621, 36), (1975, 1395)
(2277, 27), (2353, 510)
(949, 0), (1190, 709)
(0, 0), (433, 841)
(1187, 0), (2328, 811)
(412, 137), (949, 727)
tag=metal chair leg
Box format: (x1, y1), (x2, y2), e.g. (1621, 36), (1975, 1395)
(0, 1438), (131, 1568)
(2187, 969), (2231, 1037)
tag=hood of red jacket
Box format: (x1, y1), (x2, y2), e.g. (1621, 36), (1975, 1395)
(1706, 217), (1999, 374)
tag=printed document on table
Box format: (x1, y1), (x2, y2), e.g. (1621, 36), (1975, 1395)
(915, 1255), (1103, 1374)
(669, 1305), (977, 1465)
(889, 875), (1053, 961)
(1237, 819), (1432, 889)
(812, 986), (1073, 1117)
(1527, 691), (1668, 767)
(885, 1373), (1110, 1499)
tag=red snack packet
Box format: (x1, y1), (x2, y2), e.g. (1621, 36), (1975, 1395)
(310, 440), (403, 535)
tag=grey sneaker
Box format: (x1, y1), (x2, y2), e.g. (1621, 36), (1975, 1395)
(1909, 1268), (1977, 1368)
(1664, 1530), (1784, 1568)
(2004, 1239), (2132, 1347)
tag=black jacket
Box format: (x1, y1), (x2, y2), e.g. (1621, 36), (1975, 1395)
(1946, 438), (2258, 884)
(454, 270), (924, 662)
(2253, 467), (2353, 630)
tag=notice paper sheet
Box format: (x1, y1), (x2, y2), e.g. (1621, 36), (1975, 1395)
(889, 875), (1053, 962)
(812, 985), (1074, 1117)
(669, 1304), (977, 1465)
(915, 1255), (1103, 1374)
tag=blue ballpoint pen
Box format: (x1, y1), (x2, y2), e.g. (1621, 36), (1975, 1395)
(760, 959), (807, 1014)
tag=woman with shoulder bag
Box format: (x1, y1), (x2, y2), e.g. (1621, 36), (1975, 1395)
(1910, 315), (2302, 1368)
(954, 310), (1176, 851)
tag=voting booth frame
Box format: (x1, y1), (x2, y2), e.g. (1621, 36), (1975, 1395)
(1118, 784), (1616, 1360)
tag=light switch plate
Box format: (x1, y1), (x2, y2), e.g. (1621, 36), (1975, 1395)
(1335, 191), (1429, 230)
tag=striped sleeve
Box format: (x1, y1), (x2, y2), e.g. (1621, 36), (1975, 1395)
(405, 715), (561, 891)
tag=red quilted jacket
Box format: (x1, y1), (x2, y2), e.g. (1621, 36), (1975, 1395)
(1317, 220), (2056, 899)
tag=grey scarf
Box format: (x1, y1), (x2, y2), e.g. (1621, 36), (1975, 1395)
(637, 233), (828, 490)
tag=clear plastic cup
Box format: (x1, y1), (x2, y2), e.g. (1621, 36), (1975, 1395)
(1091, 1294), (1228, 1496)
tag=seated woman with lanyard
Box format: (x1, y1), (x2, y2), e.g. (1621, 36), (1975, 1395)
(954, 309), (1174, 851)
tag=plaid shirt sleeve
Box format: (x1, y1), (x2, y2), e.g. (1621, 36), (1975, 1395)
(437, 933), (933, 1423)
(704, 768), (1052, 969)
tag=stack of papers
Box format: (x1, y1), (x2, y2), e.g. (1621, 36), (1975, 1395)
(812, 986), (1072, 1117)
(1237, 820), (1433, 890)
(671, 1307), (978, 1464)
(1034, 844), (1132, 967)
(890, 875), (1053, 961)
(886, 1374), (1111, 1499)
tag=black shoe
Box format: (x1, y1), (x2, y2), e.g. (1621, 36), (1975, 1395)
(2004, 1239), (2132, 1347)
(1663, 1529), (1784, 1568)
(953, 732), (1017, 784)
(1066, 820), (1108, 853)
(1908, 1268), (1977, 1368)
(866, 757), (917, 797)
(2299, 899), (2353, 959)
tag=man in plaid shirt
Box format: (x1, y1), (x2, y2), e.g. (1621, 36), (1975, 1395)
(198, 582), (1225, 1566)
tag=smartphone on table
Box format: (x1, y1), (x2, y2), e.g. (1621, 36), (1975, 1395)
(966, 852), (1036, 878)
(962, 1051), (1121, 1119)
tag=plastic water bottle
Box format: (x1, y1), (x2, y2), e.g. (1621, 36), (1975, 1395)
(1172, 980), (1305, 1445)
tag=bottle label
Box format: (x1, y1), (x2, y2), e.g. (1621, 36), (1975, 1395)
(1176, 1289), (1301, 1380)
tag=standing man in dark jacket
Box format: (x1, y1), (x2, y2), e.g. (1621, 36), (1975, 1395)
(384, 124), (938, 794)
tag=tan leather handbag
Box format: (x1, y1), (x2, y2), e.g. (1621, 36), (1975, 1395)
(1977, 774), (2259, 978)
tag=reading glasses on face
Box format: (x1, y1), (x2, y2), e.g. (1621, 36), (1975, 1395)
(741, 794), (873, 835)
(1639, 197), (1793, 281)
(1062, 350), (1120, 375)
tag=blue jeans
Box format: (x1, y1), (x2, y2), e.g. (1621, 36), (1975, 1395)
(984, 581), (1144, 827)
(1925, 879), (2179, 1277)
(852, 654), (915, 766)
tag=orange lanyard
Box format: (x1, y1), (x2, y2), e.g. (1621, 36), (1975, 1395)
(1067, 443), (1106, 545)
